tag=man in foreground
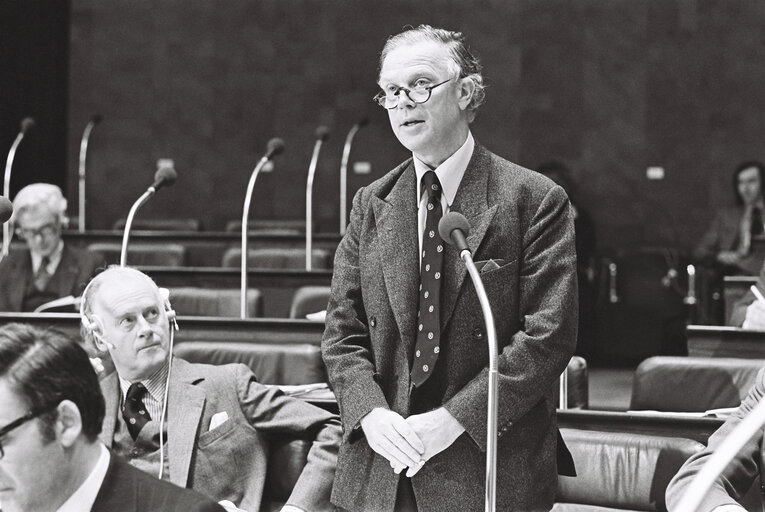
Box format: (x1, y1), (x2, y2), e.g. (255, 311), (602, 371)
(322, 24), (578, 511)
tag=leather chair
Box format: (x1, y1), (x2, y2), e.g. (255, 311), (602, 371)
(554, 428), (704, 511)
(112, 218), (201, 231)
(261, 435), (312, 511)
(630, 356), (765, 412)
(172, 341), (326, 385)
(289, 286), (331, 319)
(86, 242), (186, 267)
(168, 287), (263, 318)
(221, 247), (333, 270)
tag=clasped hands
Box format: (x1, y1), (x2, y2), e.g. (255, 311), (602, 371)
(359, 407), (465, 477)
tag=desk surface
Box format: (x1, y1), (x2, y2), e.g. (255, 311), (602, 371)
(687, 324), (765, 358)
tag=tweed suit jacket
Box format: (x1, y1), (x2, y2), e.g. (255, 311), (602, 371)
(92, 451), (226, 512)
(99, 357), (342, 512)
(322, 144), (578, 511)
(0, 243), (100, 311)
(666, 368), (765, 511)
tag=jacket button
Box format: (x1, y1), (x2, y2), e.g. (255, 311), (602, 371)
(474, 328), (483, 339)
(370, 317), (376, 327)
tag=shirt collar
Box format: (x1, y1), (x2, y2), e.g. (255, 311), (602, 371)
(118, 362), (169, 404)
(413, 131), (474, 208)
(55, 444), (110, 512)
(31, 240), (64, 274)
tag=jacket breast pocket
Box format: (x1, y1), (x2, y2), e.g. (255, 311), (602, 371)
(197, 416), (239, 448)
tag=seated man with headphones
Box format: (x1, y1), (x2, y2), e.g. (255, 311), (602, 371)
(80, 266), (341, 512)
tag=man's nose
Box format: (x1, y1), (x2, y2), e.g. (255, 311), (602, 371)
(135, 315), (153, 336)
(396, 90), (416, 109)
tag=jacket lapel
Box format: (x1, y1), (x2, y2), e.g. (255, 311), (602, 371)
(441, 145), (498, 331)
(8, 252), (30, 310)
(166, 358), (206, 488)
(55, 245), (81, 298)
(99, 371), (120, 448)
(372, 163), (420, 352)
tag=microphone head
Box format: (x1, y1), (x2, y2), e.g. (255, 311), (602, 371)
(0, 196), (12, 224)
(265, 138), (285, 159)
(357, 117), (370, 128)
(20, 117), (35, 134)
(91, 114), (103, 124)
(438, 211), (471, 245)
(152, 166), (177, 190)
(315, 125), (330, 141)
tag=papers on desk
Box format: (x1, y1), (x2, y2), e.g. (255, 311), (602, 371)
(626, 407), (737, 418)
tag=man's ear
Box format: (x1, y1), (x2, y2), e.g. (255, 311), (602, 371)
(56, 400), (83, 448)
(457, 77), (476, 111)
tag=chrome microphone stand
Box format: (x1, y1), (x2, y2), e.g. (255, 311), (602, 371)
(78, 115), (101, 233)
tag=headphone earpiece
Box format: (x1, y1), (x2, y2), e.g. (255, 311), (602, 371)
(81, 314), (114, 350)
(159, 287), (179, 331)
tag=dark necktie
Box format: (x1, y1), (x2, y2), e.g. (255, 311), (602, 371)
(411, 171), (444, 388)
(34, 256), (52, 291)
(123, 382), (151, 440)
(752, 208), (764, 236)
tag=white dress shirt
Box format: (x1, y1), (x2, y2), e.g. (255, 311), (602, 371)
(56, 444), (110, 512)
(31, 240), (64, 274)
(412, 131), (475, 261)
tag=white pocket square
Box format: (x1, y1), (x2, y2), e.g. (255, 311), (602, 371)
(209, 411), (229, 431)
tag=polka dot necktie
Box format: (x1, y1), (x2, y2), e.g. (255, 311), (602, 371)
(411, 171), (444, 388)
(123, 382), (151, 440)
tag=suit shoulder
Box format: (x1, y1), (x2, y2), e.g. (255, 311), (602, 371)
(355, 158), (413, 203)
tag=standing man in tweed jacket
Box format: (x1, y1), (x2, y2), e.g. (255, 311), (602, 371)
(322, 25), (578, 511)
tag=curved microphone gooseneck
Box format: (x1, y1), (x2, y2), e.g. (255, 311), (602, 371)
(3, 117), (34, 258)
(306, 126), (330, 270)
(438, 212), (498, 512)
(240, 138), (285, 318)
(339, 118), (368, 235)
(78, 114), (102, 233)
(120, 166), (177, 266)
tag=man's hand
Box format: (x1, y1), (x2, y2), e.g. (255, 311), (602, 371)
(360, 408), (425, 473)
(743, 300), (765, 330)
(717, 251), (741, 266)
(404, 407), (465, 477)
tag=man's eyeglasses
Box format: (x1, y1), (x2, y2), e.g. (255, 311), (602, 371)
(15, 223), (58, 241)
(373, 78), (453, 110)
(0, 404), (57, 459)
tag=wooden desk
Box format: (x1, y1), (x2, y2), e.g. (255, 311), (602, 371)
(136, 267), (333, 318)
(724, 275), (758, 325)
(687, 324), (765, 358)
(0, 313), (325, 345)
(61, 230), (342, 267)
(557, 409), (723, 444)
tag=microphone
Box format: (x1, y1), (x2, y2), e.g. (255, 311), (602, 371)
(438, 212), (499, 512)
(438, 211), (471, 254)
(78, 114), (103, 232)
(120, 164), (178, 266)
(240, 138), (285, 318)
(0, 196), (12, 224)
(149, 165), (178, 192)
(3, 117), (35, 258)
(306, 126), (330, 270)
(340, 118), (369, 235)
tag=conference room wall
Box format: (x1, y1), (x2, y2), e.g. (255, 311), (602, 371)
(66, 0), (765, 253)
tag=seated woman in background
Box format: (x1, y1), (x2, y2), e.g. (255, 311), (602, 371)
(695, 160), (765, 276)
(0, 183), (100, 312)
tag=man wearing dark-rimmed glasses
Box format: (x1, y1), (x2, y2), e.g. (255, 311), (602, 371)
(323, 24), (578, 511)
(0, 183), (100, 312)
(0, 323), (225, 512)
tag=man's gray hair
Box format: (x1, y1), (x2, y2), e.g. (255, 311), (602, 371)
(11, 183), (68, 224)
(378, 25), (486, 120)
